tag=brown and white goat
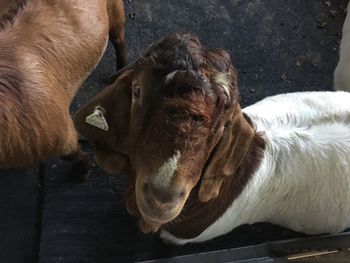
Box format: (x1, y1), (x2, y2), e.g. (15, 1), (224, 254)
(74, 33), (350, 244)
(334, 2), (350, 91)
(0, 0), (126, 173)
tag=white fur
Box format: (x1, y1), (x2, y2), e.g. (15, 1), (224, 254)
(154, 151), (181, 187)
(164, 70), (179, 84)
(334, 2), (350, 91)
(213, 73), (231, 100)
(161, 91), (350, 244)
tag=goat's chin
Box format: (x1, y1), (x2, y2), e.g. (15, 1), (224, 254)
(137, 201), (183, 231)
(138, 216), (162, 234)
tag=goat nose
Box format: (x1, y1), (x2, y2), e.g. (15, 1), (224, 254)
(143, 182), (183, 205)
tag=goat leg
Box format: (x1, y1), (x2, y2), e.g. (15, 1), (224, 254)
(108, 0), (127, 70)
(70, 149), (90, 182)
(61, 148), (90, 182)
(110, 34), (127, 71)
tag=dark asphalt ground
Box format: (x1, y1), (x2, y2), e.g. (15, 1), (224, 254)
(0, 0), (349, 262)
(73, 0), (348, 110)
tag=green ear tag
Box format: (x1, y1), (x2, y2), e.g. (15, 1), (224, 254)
(85, 108), (109, 131)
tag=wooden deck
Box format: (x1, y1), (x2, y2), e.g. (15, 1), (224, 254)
(1, 0), (350, 262)
(36, 143), (305, 262)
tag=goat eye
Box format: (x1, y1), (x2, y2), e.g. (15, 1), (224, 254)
(133, 85), (141, 98)
(192, 115), (201, 122)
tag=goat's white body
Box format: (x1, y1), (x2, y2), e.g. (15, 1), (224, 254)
(161, 91), (350, 244)
(334, 2), (350, 91)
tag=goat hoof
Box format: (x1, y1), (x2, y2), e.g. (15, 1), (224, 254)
(70, 159), (90, 182)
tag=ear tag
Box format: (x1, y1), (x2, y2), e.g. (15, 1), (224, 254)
(85, 108), (109, 131)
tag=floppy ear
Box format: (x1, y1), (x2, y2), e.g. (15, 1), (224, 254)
(93, 148), (129, 174)
(204, 48), (239, 100)
(124, 173), (160, 233)
(197, 48), (253, 202)
(73, 68), (133, 174)
(198, 104), (255, 202)
(124, 185), (140, 216)
(124, 174), (160, 233)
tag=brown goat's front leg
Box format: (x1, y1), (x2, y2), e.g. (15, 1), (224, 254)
(110, 29), (127, 70)
(60, 115), (90, 181)
(61, 146), (90, 182)
(108, 0), (127, 70)
(71, 148), (89, 182)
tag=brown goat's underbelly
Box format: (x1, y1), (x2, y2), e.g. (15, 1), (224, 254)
(0, 134), (67, 168)
(0, 102), (76, 168)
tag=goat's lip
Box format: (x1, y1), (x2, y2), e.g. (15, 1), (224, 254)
(142, 213), (168, 226)
(139, 210), (177, 228)
(136, 197), (182, 225)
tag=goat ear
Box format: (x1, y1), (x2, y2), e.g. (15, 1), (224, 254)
(205, 48), (239, 109)
(124, 185), (140, 217)
(198, 105), (255, 202)
(73, 70), (133, 174)
(205, 48), (232, 73)
(94, 148), (129, 174)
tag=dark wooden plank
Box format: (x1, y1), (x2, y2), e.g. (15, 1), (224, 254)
(0, 168), (41, 263)
(39, 147), (147, 263)
(136, 232), (350, 262)
(38, 142), (307, 263)
(291, 250), (350, 262)
(38, 144), (350, 263)
(41, 0), (349, 262)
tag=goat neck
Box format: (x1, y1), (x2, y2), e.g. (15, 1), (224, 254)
(160, 108), (266, 239)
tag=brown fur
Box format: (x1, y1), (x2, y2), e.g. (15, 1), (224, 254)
(124, 115), (265, 238)
(163, 119), (265, 238)
(0, 0), (126, 170)
(198, 105), (255, 202)
(74, 33), (265, 237)
(0, 0), (29, 29)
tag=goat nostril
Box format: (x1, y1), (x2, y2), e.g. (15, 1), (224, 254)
(179, 191), (185, 198)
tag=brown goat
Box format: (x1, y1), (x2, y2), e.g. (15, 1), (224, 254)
(0, 0), (126, 174)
